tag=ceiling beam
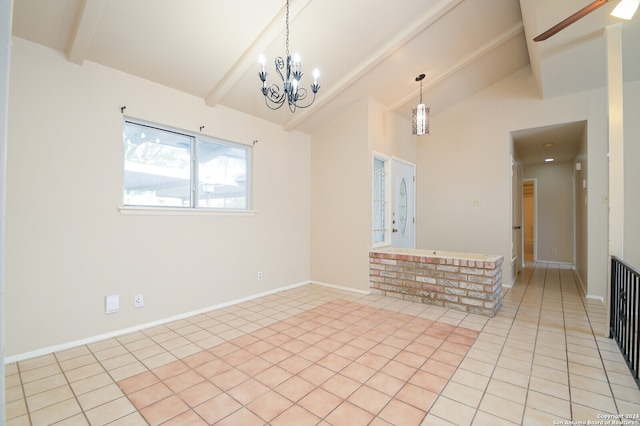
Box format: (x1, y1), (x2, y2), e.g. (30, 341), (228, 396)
(205, 0), (312, 107)
(386, 22), (525, 112)
(66, 0), (106, 65)
(283, 0), (464, 131)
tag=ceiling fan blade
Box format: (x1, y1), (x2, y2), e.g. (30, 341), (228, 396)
(534, 0), (611, 42)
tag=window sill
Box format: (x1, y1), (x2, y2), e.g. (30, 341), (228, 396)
(119, 206), (257, 216)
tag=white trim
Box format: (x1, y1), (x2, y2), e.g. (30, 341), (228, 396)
(119, 206), (257, 216)
(586, 294), (605, 304)
(574, 266), (588, 297)
(311, 280), (371, 295)
(4, 280), (373, 364)
(536, 260), (574, 266)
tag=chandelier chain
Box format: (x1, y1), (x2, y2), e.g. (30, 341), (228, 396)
(285, 0), (290, 57)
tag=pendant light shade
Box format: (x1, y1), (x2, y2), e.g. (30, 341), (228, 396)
(412, 74), (430, 136)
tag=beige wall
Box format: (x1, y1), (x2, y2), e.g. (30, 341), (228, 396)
(6, 38), (311, 358)
(310, 98), (370, 291)
(625, 80), (640, 267)
(575, 129), (589, 294)
(310, 97), (414, 291)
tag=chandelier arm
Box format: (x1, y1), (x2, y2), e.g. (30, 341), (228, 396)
(264, 83), (286, 105)
(291, 89), (317, 110)
(264, 96), (285, 110)
(263, 87), (318, 111)
(274, 57), (286, 84)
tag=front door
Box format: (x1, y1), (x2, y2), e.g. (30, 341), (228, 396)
(391, 159), (415, 248)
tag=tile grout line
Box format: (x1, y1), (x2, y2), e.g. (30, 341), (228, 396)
(519, 261), (549, 425)
(433, 261), (535, 425)
(53, 348), (96, 426)
(569, 267), (623, 416)
(14, 360), (33, 426)
(500, 261), (547, 425)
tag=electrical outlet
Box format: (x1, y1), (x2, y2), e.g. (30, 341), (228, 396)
(134, 294), (144, 308)
(105, 294), (119, 314)
(257, 272), (263, 280)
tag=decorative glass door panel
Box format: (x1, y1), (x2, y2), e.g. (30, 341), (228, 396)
(391, 159), (415, 249)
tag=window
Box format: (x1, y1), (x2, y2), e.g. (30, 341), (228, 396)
(123, 120), (250, 209)
(373, 153), (390, 246)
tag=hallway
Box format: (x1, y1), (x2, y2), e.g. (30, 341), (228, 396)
(5, 262), (640, 425)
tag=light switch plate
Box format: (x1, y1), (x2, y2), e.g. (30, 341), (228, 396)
(105, 294), (119, 314)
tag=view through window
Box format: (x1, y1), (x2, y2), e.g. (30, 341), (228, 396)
(123, 120), (250, 209)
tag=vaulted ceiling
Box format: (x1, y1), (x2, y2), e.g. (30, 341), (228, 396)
(10, 0), (640, 163)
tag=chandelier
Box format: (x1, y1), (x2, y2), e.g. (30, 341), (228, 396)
(258, 0), (320, 112)
(412, 74), (430, 136)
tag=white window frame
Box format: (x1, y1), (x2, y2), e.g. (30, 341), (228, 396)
(121, 118), (253, 215)
(372, 152), (391, 247)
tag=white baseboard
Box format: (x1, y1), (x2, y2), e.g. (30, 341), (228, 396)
(536, 260), (574, 266)
(5, 280), (313, 364)
(311, 280), (370, 295)
(586, 294), (605, 304)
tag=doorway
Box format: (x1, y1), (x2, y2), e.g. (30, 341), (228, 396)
(511, 157), (523, 280)
(523, 179), (536, 262)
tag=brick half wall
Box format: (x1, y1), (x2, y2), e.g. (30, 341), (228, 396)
(369, 250), (503, 317)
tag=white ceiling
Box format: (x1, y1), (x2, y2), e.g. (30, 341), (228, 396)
(10, 0), (640, 164)
(513, 121), (587, 165)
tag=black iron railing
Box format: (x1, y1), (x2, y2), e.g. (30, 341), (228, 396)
(610, 256), (640, 389)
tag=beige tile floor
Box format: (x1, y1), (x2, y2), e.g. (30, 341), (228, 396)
(5, 261), (640, 425)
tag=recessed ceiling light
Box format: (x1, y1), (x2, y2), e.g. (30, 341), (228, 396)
(543, 143), (554, 148)
(545, 158), (555, 162)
